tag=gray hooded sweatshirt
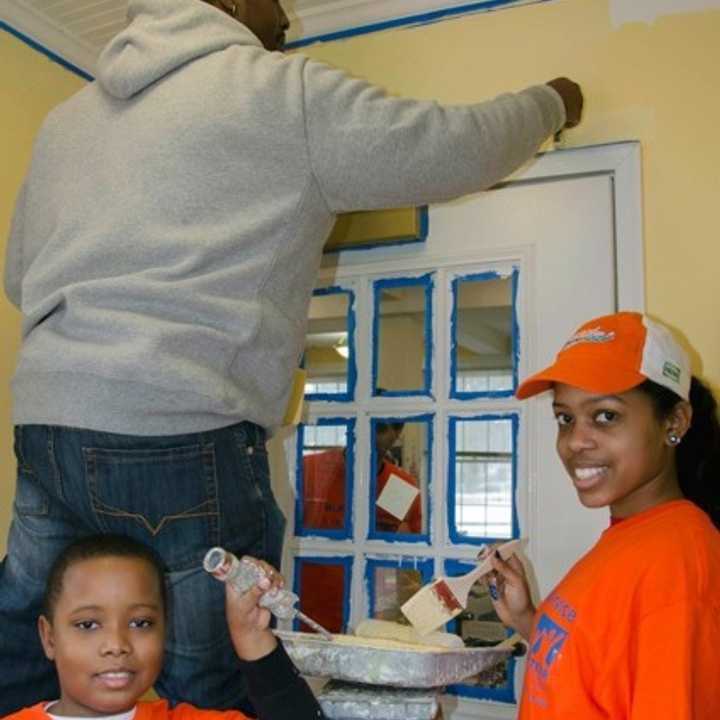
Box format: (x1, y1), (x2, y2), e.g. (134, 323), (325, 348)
(5, 0), (565, 435)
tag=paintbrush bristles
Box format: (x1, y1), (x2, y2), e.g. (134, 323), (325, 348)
(401, 579), (464, 635)
(401, 538), (528, 636)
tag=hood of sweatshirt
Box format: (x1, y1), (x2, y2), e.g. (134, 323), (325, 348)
(96, 0), (262, 100)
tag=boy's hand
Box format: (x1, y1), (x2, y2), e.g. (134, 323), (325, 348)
(225, 557), (282, 661)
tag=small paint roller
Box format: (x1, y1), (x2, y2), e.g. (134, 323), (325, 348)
(400, 538), (527, 636)
(203, 547), (334, 641)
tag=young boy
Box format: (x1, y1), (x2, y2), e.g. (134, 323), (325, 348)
(2, 535), (322, 720)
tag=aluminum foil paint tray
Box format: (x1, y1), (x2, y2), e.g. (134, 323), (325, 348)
(318, 681), (438, 720)
(275, 631), (511, 688)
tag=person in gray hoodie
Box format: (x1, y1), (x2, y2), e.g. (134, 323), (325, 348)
(1, 0), (582, 714)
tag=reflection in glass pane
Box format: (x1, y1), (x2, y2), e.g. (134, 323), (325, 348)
(375, 279), (430, 394)
(304, 289), (352, 397)
(372, 566), (424, 623)
(452, 417), (514, 540)
(372, 418), (429, 537)
(453, 274), (514, 395)
(301, 423), (350, 533)
(297, 559), (347, 634)
(446, 560), (513, 695)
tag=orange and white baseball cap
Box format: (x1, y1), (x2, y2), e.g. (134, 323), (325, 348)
(516, 312), (690, 401)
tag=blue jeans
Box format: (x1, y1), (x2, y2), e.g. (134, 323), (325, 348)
(0, 423), (286, 716)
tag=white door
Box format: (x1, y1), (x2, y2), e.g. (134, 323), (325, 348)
(269, 141), (642, 719)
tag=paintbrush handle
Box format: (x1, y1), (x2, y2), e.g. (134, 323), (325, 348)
(447, 538), (527, 604)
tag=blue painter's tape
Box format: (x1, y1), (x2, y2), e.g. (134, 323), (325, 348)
(1, 23), (93, 81)
(511, 268), (520, 393)
(304, 286), (357, 403)
(294, 417), (356, 540)
(449, 268), (519, 400)
(364, 555), (434, 618)
(443, 558), (516, 702)
(418, 206), (430, 241)
(286, 0), (548, 49)
(372, 273), (434, 398)
(447, 413), (520, 546)
(292, 554), (354, 633)
(368, 413), (433, 544)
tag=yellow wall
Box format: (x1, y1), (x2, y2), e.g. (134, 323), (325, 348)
(300, 0), (720, 386)
(0, 32), (86, 548)
(2, 0), (720, 547)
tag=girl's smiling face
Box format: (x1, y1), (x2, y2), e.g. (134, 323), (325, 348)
(38, 556), (165, 717)
(552, 383), (689, 518)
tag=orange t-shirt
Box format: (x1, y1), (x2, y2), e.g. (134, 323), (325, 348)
(302, 451), (422, 534)
(375, 461), (422, 534)
(302, 448), (346, 530)
(519, 500), (720, 719)
(3, 701), (247, 720)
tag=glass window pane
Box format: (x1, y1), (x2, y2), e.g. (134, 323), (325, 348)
(371, 566), (424, 623)
(451, 417), (515, 541)
(452, 274), (514, 396)
(444, 560), (514, 697)
(297, 559), (348, 634)
(300, 421), (352, 534)
(374, 278), (431, 395)
(371, 417), (430, 538)
(304, 289), (354, 399)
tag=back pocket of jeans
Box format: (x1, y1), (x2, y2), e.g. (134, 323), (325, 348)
(84, 443), (219, 572)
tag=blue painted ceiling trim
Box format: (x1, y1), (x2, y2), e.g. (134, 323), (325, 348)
(287, 0), (548, 49)
(1, 22), (93, 82)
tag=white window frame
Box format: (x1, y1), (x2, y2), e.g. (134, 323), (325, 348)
(278, 142), (643, 719)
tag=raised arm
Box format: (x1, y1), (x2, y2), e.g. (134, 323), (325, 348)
(302, 60), (582, 213)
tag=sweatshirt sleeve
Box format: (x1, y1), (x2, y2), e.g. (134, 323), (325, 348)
(237, 641), (324, 720)
(4, 180), (26, 309)
(301, 60), (565, 214)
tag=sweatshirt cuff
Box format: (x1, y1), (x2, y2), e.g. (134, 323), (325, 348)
(537, 84), (567, 131)
(236, 642), (297, 698)
(237, 641), (325, 720)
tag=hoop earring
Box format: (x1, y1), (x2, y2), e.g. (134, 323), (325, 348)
(668, 433), (681, 446)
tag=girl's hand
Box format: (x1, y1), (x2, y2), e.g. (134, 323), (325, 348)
(225, 557), (282, 661)
(479, 546), (537, 641)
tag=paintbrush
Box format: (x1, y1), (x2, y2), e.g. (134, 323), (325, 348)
(401, 538), (527, 636)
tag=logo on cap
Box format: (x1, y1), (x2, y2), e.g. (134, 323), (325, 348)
(562, 328), (615, 351)
(662, 361), (681, 385)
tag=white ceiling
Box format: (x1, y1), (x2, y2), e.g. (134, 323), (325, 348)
(2, 0), (537, 77)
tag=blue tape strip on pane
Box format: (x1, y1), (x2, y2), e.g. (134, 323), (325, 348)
(511, 268), (520, 393)
(368, 413), (433, 543)
(1, 23), (94, 81)
(305, 286), (357, 403)
(372, 273), (434, 398)
(322, 207), (429, 254)
(449, 268), (518, 400)
(286, 0), (548, 49)
(293, 555), (354, 633)
(442, 558), (516, 703)
(447, 413), (519, 545)
(295, 417), (356, 540)
(364, 556), (434, 618)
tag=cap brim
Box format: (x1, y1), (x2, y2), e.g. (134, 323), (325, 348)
(516, 360), (646, 400)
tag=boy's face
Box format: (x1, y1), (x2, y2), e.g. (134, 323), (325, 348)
(38, 556), (165, 717)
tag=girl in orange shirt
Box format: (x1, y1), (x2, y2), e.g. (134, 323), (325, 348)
(488, 312), (720, 719)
